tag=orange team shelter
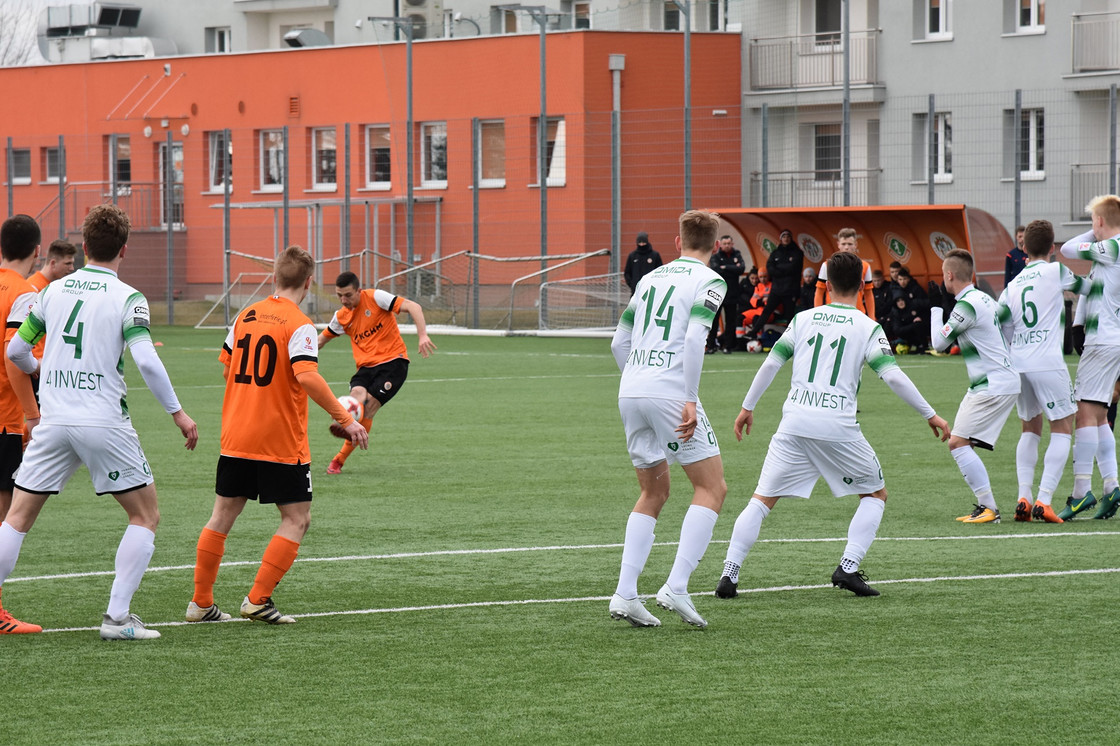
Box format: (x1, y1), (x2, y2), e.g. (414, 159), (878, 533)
(712, 205), (1018, 295)
(0, 31), (742, 301)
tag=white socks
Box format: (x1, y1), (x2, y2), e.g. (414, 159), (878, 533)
(666, 504), (719, 594)
(1036, 433), (1071, 506)
(615, 512), (656, 599)
(1015, 432), (1040, 499)
(0, 522), (27, 587)
(723, 498), (770, 583)
(841, 496), (886, 571)
(106, 525), (156, 622)
(951, 446), (996, 510)
(1096, 424), (1118, 492)
(1072, 426), (1098, 499)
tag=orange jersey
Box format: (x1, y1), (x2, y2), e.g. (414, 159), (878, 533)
(27, 272), (47, 359)
(218, 295), (319, 464)
(0, 268), (37, 432)
(815, 259), (875, 318)
(324, 288), (407, 368)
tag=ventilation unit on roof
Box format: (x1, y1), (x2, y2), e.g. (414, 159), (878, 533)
(37, 2), (176, 62)
(403, 0), (445, 39)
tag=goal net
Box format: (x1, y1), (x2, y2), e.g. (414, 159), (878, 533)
(538, 272), (627, 332)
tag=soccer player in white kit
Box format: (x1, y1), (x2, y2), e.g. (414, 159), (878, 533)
(715, 251), (948, 599)
(931, 249), (1020, 523)
(996, 220), (1089, 523)
(609, 210), (728, 628)
(0, 204), (198, 640)
(1058, 194), (1120, 520)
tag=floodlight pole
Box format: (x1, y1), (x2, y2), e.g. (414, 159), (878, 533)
(671, 0), (691, 210)
(369, 16), (415, 291)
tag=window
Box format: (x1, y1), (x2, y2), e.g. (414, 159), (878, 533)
(8, 149), (30, 185)
(912, 112), (952, 182)
(478, 120), (505, 187)
(532, 117), (566, 187)
(260, 129), (284, 191)
(311, 127), (337, 189)
(113, 135), (131, 188)
(365, 125), (391, 189)
(573, 1), (591, 29)
(927, 0), (951, 38)
(664, 1), (681, 31)
(814, 123), (841, 182)
(815, 0), (841, 45)
(420, 122), (447, 187)
(1019, 108), (1044, 176)
(205, 26), (232, 53)
(208, 131), (232, 191)
(158, 141), (185, 228)
(1018, 0), (1044, 30)
(42, 147), (62, 184)
(708, 0), (721, 31)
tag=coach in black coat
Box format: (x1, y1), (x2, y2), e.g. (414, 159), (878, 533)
(706, 235), (747, 352)
(750, 229), (804, 337)
(624, 232), (663, 296)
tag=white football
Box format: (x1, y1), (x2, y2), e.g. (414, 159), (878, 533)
(746, 340), (763, 353)
(337, 395), (364, 422)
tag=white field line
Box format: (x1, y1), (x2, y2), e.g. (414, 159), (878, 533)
(39, 566), (1120, 634)
(9, 530), (1119, 584)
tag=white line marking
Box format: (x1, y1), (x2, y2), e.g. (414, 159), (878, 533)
(39, 566), (1120, 634)
(9, 530), (1119, 583)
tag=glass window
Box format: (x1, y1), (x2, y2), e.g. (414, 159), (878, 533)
(478, 120), (505, 187)
(208, 131), (232, 191)
(421, 122), (448, 187)
(366, 125), (391, 189)
(260, 129), (284, 191)
(663, 1), (681, 31)
(815, 0), (841, 45)
(1019, 0), (1044, 30)
(9, 149), (30, 185)
(43, 147), (61, 183)
(1020, 108), (1044, 175)
(927, 0), (951, 38)
(814, 123), (841, 182)
(205, 26), (232, 53)
(533, 117), (566, 187)
(574, 2), (591, 29)
(114, 136), (132, 186)
(312, 127), (337, 188)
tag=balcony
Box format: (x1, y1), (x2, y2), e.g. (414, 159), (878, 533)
(749, 29), (879, 90)
(1071, 12), (1120, 73)
(1069, 163), (1119, 221)
(748, 169), (881, 208)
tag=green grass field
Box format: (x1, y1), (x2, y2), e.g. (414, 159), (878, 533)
(4, 329), (1118, 745)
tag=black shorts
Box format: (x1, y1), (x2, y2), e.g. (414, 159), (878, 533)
(215, 455), (312, 505)
(0, 431), (23, 492)
(350, 358), (409, 406)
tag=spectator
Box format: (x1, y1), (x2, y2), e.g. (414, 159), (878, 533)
(796, 267), (817, 313)
(706, 235), (746, 354)
(871, 269), (894, 336)
(893, 267), (929, 316)
(888, 293), (928, 354)
(1005, 225), (1027, 288)
(888, 261), (903, 293)
(815, 228), (874, 319)
(741, 270), (772, 330)
(624, 232), (663, 296)
(749, 228), (803, 338)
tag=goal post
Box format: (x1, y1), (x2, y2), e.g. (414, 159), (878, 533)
(538, 272), (627, 332)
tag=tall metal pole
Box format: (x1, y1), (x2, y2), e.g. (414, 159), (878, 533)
(282, 125), (290, 249)
(6, 137), (13, 217)
(1014, 90), (1022, 231)
(57, 135), (66, 240)
(610, 54), (625, 277)
(761, 103), (769, 207)
(1111, 84), (1117, 195)
(406, 25), (415, 292)
(842, 0), (850, 206)
(109, 133), (118, 206)
(164, 131), (174, 325)
(672, 0), (691, 211)
(343, 122), (351, 272)
(928, 94), (936, 205)
(471, 117), (480, 329)
(223, 128), (232, 326)
(537, 8), (548, 273)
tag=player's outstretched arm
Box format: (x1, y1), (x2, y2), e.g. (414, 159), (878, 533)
(131, 339), (196, 448)
(296, 370), (369, 450)
(399, 298), (436, 358)
(880, 368), (949, 442)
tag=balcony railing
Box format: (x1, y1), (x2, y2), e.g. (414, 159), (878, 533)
(749, 29), (879, 90)
(1069, 163), (1119, 221)
(34, 182), (180, 236)
(748, 169), (881, 207)
(1072, 12), (1120, 73)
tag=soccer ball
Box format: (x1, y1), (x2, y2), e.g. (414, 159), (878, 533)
(337, 395), (363, 422)
(895, 343), (910, 356)
(746, 339), (763, 353)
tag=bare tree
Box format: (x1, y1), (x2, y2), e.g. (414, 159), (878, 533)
(0, 1), (44, 67)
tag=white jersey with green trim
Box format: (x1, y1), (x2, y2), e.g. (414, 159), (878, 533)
(16, 266), (152, 427)
(997, 260), (1087, 372)
(616, 256), (726, 399)
(768, 303), (897, 442)
(1060, 231), (1120, 347)
(934, 285), (1019, 394)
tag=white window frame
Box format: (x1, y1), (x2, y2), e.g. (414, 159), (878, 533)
(532, 117), (566, 188)
(814, 0), (842, 48)
(311, 127), (337, 190)
(931, 112), (952, 182)
(43, 147), (61, 184)
(813, 123), (841, 183)
(926, 0), (952, 40)
(663, 1), (682, 31)
(477, 119), (506, 188)
(207, 131), (232, 192)
(206, 26), (232, 53)
(8, 148), (30, 185)
(259, 129), (284, 192)
(1017, 0), (1044, 32)
(365, 124), (392, 190)
(1020, 108), (1045, 179)
(573, 1), (591, 29)
(420, 121), (448, 188)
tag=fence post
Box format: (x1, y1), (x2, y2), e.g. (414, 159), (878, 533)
(928, 94), (936, 205)
(282, 125), (290, 249)
(1014, 90), (1022, 232)
(165, 131), (175, 325)
(6, 137), (12, 218)
(343, 122), (352, 273)
(471, 117), (480, 329)
(1110, 84), (1117, 195)
(58, 135), (66, 241)
(223, 128), (231, 326)
(761, 103), (769, 207)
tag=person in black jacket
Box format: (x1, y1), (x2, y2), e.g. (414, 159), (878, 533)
(623, 232), (663, 296)
(749, 228), (803, 338)
(706, 235), (746, 353)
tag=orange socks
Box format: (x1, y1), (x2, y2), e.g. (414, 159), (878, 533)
(192, 528), (227, 608)
(334, 416), (373, 465)
(248, 535), (300, 605)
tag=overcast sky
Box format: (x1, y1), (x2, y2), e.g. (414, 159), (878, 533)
(2, 0), (93, 66)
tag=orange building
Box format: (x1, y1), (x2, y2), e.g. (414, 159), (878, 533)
(0, 31), (742, 306)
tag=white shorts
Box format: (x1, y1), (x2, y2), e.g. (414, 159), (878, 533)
(1073, 345), (1120, 405)
(15, 424), (153, 496)
(1017, 369), (1076, 421)
(952, 391), (1018, 447)
(618, 397), (720, 468)
(755, 431), (884, 498)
